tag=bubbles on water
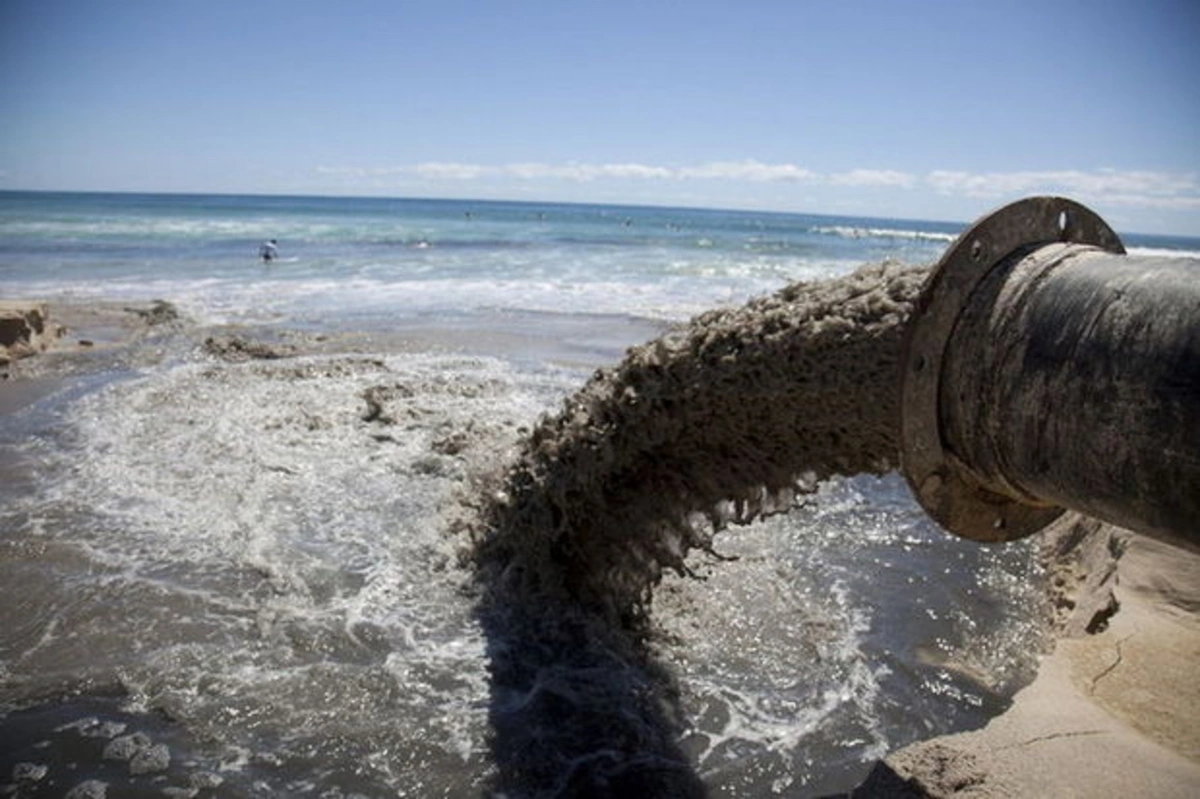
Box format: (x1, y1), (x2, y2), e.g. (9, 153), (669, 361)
(648, 474), (1047, 795)
(1, 349), (574, 794)
(1, 287), (1051, 796)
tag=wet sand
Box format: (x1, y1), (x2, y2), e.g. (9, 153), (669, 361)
(857, 518), (1200, 798)
(0, 299), (179, 386)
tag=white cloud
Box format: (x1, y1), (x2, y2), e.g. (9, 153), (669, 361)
(501, 162), (675, 181)
(589, 163), (676, 180)
(315, 161), (1200, 213)
(316, 165), (367, 177)
(830, 169), (916, 188)
(677, 160), (818, 182)
(320, 159), (819, 185)
(413, 162), (490, 180)
(926, 168), (1200, 209)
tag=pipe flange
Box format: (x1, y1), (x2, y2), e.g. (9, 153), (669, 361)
(900, 196), (1125, 542)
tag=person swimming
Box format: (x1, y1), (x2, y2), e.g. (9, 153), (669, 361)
(259, 239), (278, 262)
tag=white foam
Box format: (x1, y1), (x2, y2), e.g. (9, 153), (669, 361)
(5, 326), (1048, 793)
(0, 216), (345, 241)
(1126, 245), (1200, 260)
(10, 350), (574, 790)
(648, 472), (1044, 791)
(813, 225), (957, 244)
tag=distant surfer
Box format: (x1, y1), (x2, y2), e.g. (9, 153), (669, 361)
(259, 239), (278, 263)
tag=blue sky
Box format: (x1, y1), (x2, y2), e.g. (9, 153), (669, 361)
(2, 0), (1198, 234)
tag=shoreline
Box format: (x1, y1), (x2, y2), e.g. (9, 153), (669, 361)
(4, 299), (1197, 796)
(855, 519), (1200, 798)
(0, 297), (672, 381)
(0, 299), (189, 414)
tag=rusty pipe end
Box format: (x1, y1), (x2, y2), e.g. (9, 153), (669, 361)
(899, 196), (1124, 542)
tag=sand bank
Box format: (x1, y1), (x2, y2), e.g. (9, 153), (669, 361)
(0, 299), (177, 364)
(0, 299), (186, 416)
(857, 519), (1200, 797)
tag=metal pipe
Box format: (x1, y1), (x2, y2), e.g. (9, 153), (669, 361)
(900, 196), (1200, 547)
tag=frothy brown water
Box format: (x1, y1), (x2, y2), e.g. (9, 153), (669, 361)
(472, 261), (930, 624)
(468, 261), (932, 796)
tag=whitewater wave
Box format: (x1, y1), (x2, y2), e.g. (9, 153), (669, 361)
(1126, 245), (1200, 260)
(811, 225), (958, 244)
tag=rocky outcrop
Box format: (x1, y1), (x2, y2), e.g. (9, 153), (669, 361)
(0, 301), (63, 372)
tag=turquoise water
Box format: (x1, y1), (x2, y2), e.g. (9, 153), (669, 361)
(1, 191), (1193, 797)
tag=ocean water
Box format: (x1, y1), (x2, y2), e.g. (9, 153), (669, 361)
(0, 191), (1194, 797)
(0, 191), (965, 325)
